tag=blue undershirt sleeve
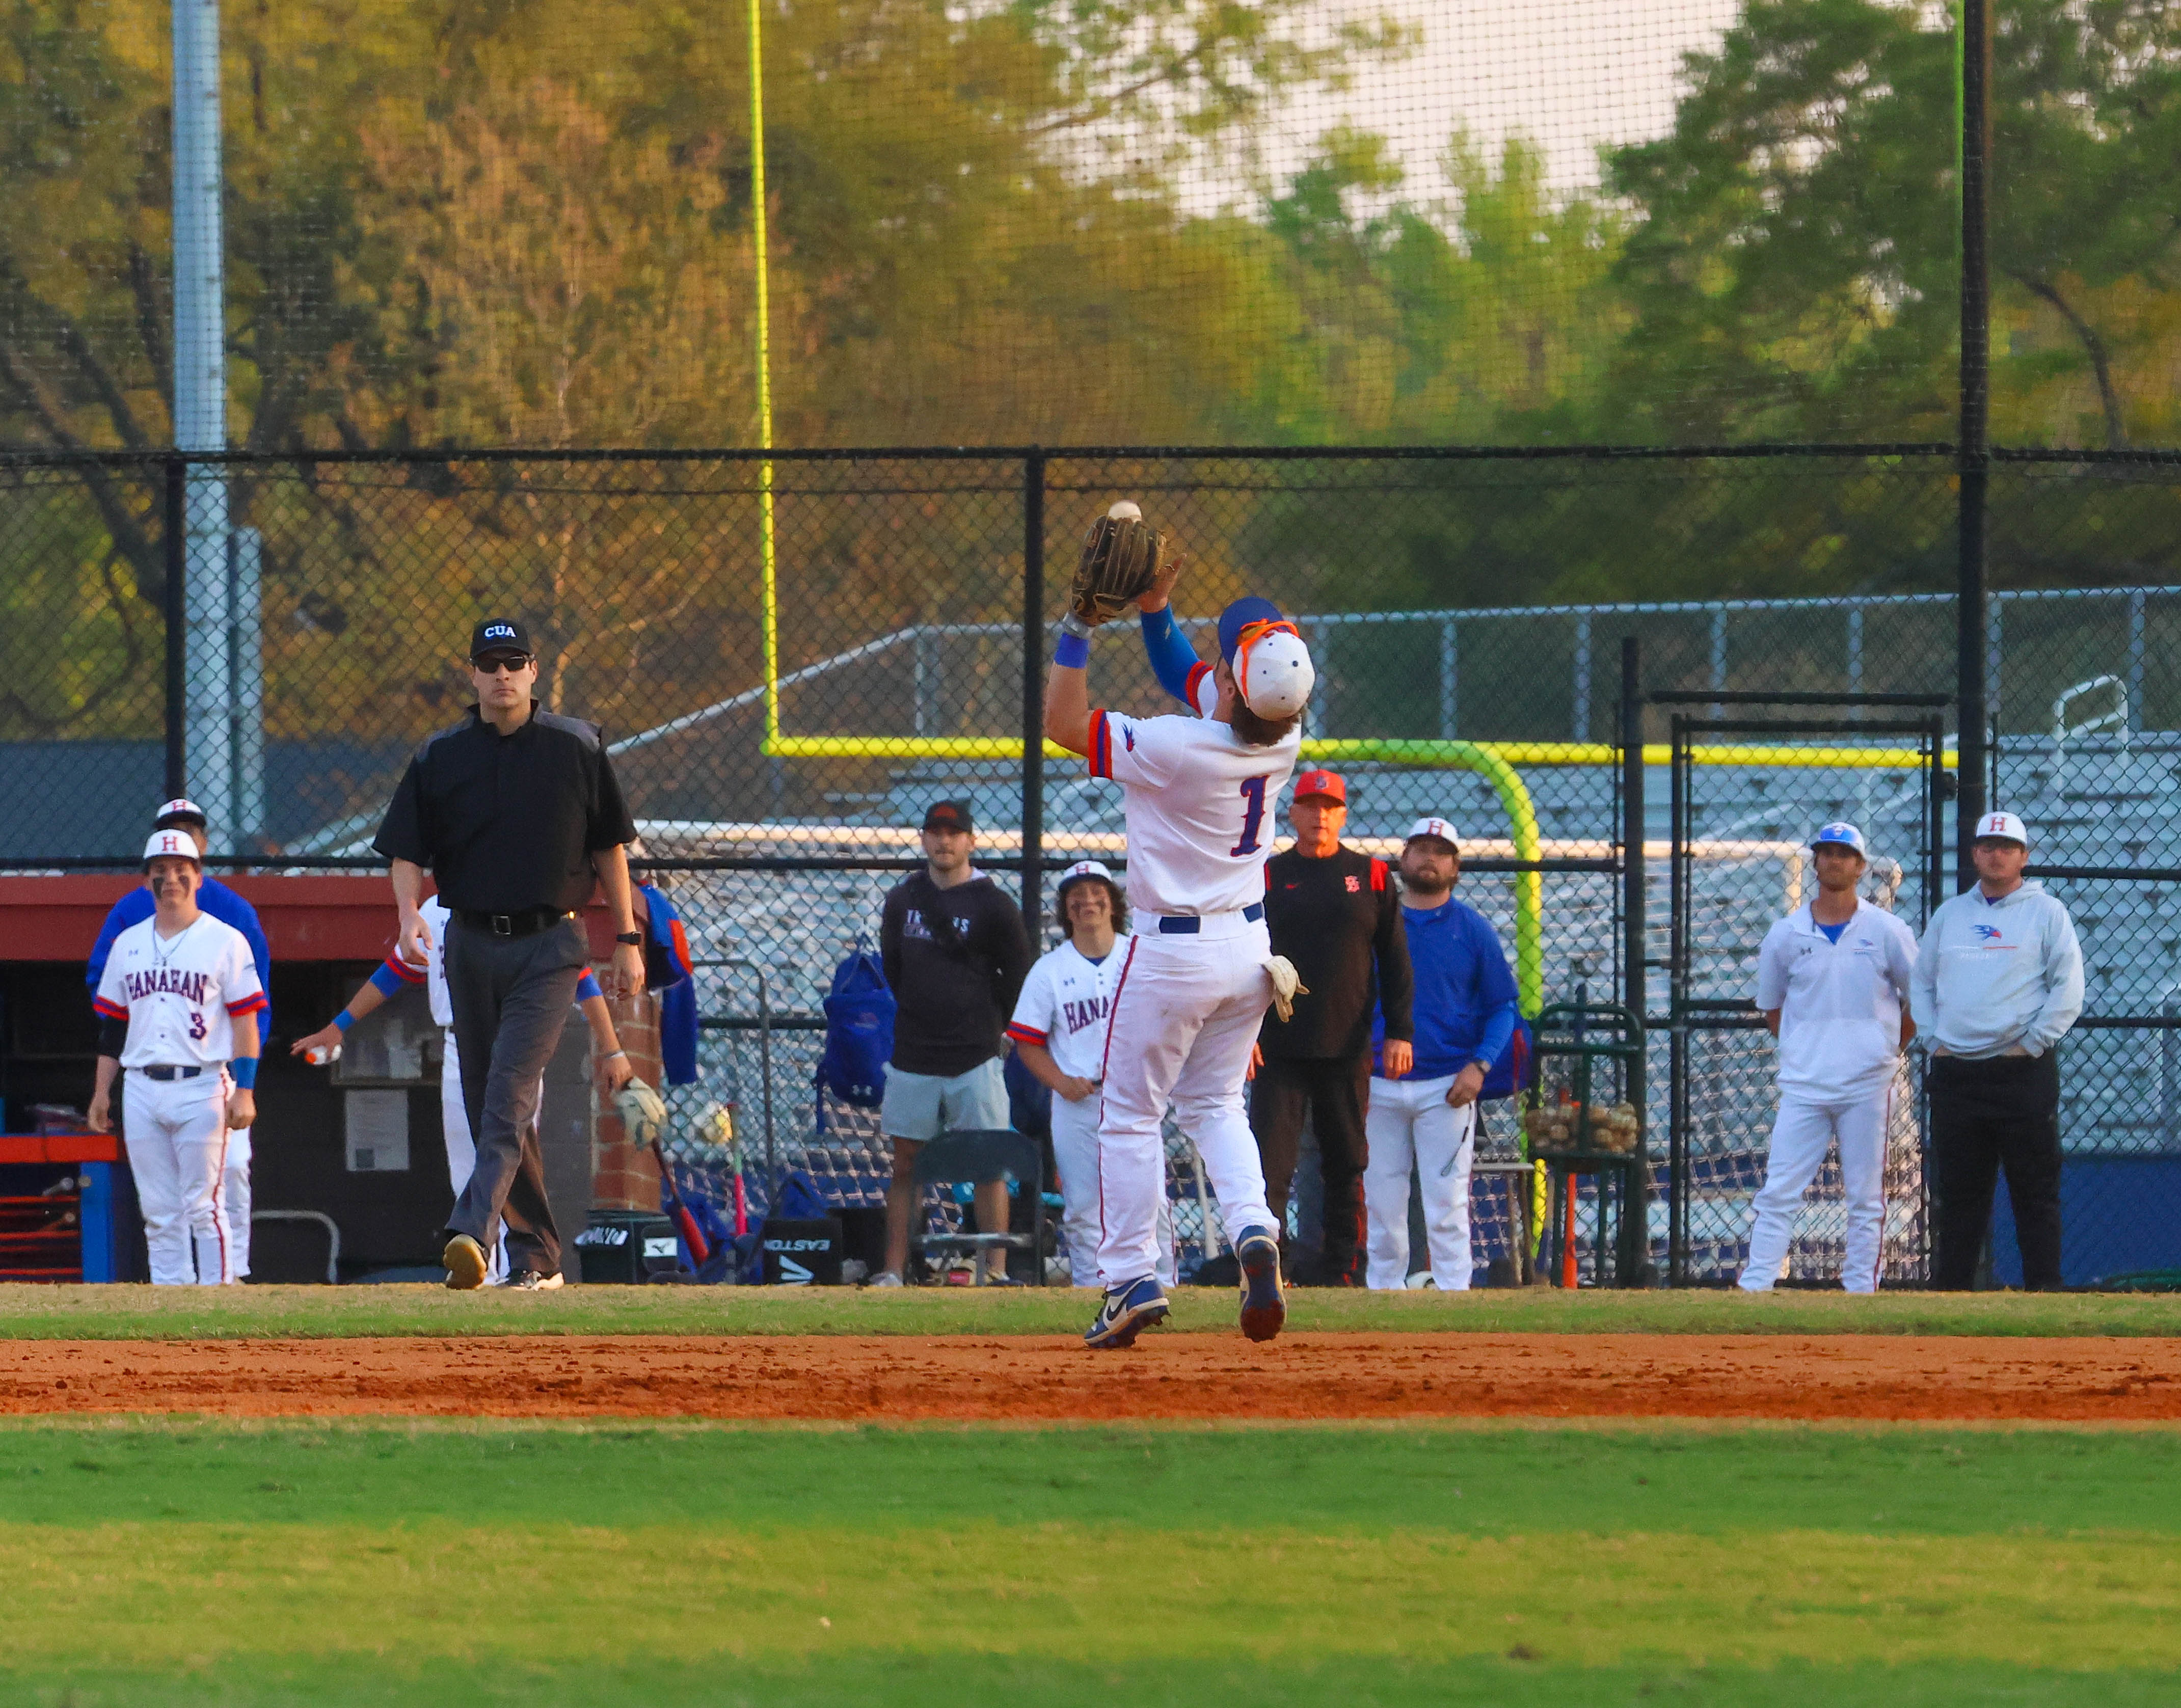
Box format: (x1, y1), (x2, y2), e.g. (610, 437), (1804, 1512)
(1139, 606), (1202, 707)
(1475, 998), (1518, 1070)
(366, 962), (411, 1000)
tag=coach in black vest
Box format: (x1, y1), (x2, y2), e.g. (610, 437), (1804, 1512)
(373, 618), (642, 1289)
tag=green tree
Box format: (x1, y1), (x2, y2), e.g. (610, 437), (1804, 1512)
(1604, 0), (2181, 448)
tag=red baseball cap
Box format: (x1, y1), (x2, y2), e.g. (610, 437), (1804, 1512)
(1292, 769), (1345, 804)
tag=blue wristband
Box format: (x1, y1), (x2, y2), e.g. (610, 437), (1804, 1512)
(333, 1009), (355, 1033)
(1055, 631), (1090, 669)
(229, 1056), (259, 1089)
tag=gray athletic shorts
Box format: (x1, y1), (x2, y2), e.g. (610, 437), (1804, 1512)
(880, 1058), (1010, 1142)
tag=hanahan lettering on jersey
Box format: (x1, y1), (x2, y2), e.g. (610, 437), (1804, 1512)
(1060, 994), (1109, 1037)
(122, 966), (211, 1005)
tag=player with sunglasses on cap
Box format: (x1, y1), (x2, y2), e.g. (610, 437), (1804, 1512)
(1044, 523), (1313, 1347)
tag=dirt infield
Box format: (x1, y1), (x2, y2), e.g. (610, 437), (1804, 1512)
(5, 1332), (2180, 1422)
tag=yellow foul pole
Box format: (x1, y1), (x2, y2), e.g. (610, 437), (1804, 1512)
(749, 0), (779, 747)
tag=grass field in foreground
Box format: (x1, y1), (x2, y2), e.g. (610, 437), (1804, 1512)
(2, 1282), (2176, 1340)
(5, 1421), (2179, 1706)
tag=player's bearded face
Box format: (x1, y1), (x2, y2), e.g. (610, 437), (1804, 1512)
(1400, 840), (1458, 894)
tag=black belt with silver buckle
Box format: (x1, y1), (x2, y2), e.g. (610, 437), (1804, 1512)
(141, 1065), (205, 1082)
(455, 907), (575, 939)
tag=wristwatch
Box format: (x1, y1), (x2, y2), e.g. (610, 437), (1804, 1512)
(1470, 1059), (1494, 1076)
(614, 931), (643, 946)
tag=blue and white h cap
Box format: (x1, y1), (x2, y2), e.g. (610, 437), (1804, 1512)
(1811, 822), (1868, 857)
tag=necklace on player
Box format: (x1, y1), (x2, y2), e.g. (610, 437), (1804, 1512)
(151, 915), (195, 969)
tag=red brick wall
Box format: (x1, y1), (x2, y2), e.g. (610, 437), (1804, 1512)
(588, 969), (665, 1213)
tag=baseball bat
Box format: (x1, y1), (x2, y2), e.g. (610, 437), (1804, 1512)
(650, 1136), (712, 1267)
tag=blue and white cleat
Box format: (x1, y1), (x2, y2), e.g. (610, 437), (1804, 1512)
(1084, 1276), (1170, 1350)
(1235, 1226), (1287, 1343)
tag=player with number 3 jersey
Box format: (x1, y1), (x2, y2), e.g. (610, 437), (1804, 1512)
(1045, 506), (1316, 1348)
(87, 831), (265, 1285)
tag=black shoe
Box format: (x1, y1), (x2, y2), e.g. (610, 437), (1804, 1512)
(1235, 1226), (1286, 1342)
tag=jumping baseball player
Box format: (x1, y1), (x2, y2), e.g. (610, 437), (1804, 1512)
(292, 895), (633, 1285)
(1007, 860), (1177, 1289)
(1738, 823), (1919, 1293)
(87, 799), (271, 1278)
(85, 830), (266, 1285)
(1044, 503), (1314, 1347)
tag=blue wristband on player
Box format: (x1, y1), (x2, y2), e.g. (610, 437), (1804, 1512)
(333, 1009), (355, 1033)
(229, 1056), (259, 1089)
(1055, 631), (1091, 669)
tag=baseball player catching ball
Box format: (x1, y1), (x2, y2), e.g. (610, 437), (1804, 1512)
(85, 830), (267, 1285)
(1738, 822), (1918, 1293)
(290, 894), (635, 1284)
(1044, 501), (1315, 1348)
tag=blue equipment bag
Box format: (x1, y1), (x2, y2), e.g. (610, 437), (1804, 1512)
(815, 935), (894, 1131)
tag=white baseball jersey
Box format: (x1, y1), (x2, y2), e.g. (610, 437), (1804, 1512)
(1087, 674), (1301, 918)
(95, 913), (266, 1069)
(1007, 938), (1124, 1081)
(422, 896), (454, 1028)
(1753, 899), (1918, 1101)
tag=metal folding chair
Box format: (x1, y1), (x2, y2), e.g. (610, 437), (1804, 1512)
(911, 1129), (1044, 1286)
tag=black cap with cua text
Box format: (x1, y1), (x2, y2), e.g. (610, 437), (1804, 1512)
(469, 618), (533, 661)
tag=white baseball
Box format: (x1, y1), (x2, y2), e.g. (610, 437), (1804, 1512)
(1108, 500), (1142, 521)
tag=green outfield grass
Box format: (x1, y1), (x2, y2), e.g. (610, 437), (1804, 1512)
(5, 1421), (2178, 1706)
(3, 1281), (2177, 1340)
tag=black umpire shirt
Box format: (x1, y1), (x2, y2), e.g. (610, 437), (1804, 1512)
(1259, 844), (1414, 1061)
(372, 703), (637, 913)
(880, 870), (1034, 1077)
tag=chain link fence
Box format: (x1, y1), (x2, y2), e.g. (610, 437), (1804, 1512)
(4, 445), (2180, 1283)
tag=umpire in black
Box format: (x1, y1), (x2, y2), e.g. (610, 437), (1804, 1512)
(373, 618), (643, 1289)
(1251, 769), (1413, 1284)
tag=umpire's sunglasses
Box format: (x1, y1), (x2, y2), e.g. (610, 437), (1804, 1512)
(472, 652), (534, 674)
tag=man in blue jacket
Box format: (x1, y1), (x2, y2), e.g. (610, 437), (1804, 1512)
(86, 799), (273, 1280)
(1364, 817), (1519, 1290)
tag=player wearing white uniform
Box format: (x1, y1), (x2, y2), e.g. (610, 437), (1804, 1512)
(86, 831), (265, 1285)
(1739, 823), (1919, 1294)
(1007, 861), (1176, 1288)
(1045, 522), (1316, 1348)
(292, 897), (630, 1285)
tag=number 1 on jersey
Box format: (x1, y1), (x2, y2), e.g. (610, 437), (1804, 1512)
(1231, 775), (1270, 856)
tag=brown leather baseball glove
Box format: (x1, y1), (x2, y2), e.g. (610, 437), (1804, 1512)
(1069, 512), (1165, 627)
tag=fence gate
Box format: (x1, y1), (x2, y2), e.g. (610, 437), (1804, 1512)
(1660, 692), (1952, 1286)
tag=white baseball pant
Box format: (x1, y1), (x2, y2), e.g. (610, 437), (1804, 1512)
(1095, 926), (1276, 1291)
(1738, 1089), (1890, 1294)
(122, 1068), (236, 1285)
(1364, 1074), (1477, 1290)
(1050, 1092), (1173, 1288)
(440, 1032), (509, 1285)
(224, 1128), (252, 1281)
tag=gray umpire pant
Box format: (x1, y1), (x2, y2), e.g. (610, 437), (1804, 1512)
(443, 914), (587, 1278)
